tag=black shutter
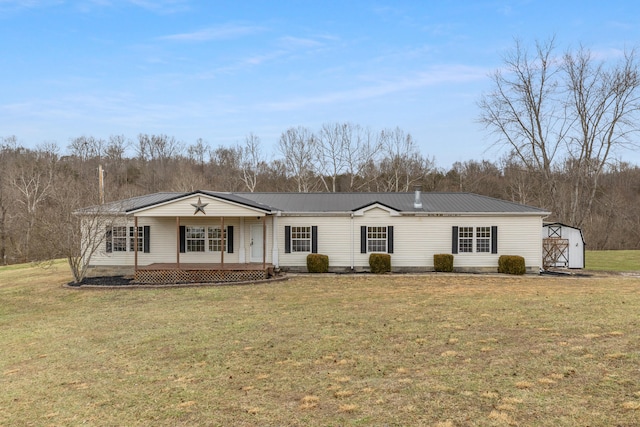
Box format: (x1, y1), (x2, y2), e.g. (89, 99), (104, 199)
(105, 227), (112, 253)
(226, 226), (234, 253)
(452, 226), (458, 254)
(311, 226), (318, 253)
(360, 226), (367, 254)
(284, 226), (291, 253)
(143, 226), (150, 253)
(179, 225), (186, 253)
(491, 226), (498, 254)
(387, 226), (394, 254)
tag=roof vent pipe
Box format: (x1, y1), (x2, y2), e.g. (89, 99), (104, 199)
(413, 186), (422, 209)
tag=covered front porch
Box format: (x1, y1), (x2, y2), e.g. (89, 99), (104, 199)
(134, 262), (275, 284)
(119, 192), (282, 284)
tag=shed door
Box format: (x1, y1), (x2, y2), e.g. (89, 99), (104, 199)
(250, 224), (263, 262)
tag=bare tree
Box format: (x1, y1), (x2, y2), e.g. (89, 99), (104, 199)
(278, 126), (318, 192)
(563, 47), (640, 226)
(315, 123), (348, 192)
(104, 135), (129, 162)
(479, 38), (566, 208)
(238, 133), (264, 192)
(68, 136), (105, 161)
(479, 38), (640, 227)
(9, 145), (57, 260)
(0, 136), (17, 264)
(187, 138), (210, 169)
(342, 124), (383, 191)
(376, 127), (433, 192)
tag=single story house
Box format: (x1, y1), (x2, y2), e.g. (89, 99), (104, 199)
(541, 222), (585, 269)
(79, 189), (551, 282)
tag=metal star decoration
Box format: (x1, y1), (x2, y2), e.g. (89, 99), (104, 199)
(191, 197), (208, 215)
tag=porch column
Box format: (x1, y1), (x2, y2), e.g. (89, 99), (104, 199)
(134, 216), (138, 272)
(271, 213), (279, 269)
(262, 215), (266, 269)
(238, 218), (246, 263)
(220, 216), (225, 270)
(176, 216), (180, 268)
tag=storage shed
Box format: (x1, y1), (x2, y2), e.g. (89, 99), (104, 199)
(541, 222), (585, 269)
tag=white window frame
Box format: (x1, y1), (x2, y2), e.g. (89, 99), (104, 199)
(291, 226), (311, 252)
(129, 226), (144, 252)
(458, 226), (474, 253)
(476, 227), (491, 253)
(458, 226), (492, 253)
(207, 226), (226, 252)
(111, 226), (128, 252)
(186, 226), (206, 252)
(367, 226), (387, 253)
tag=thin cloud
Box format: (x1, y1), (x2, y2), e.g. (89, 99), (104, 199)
(260, 65), (488, 111)
(278, 36), (324, 49)
(160, 23), (264, 42)
(127, 0), (190, 14)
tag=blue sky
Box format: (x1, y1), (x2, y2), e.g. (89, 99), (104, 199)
(1, 0), (639, 168)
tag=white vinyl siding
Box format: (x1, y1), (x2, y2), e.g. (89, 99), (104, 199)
(133, 195), (267, 217)
(87, 197), (545, 272)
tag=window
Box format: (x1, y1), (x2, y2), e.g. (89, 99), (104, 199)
(208, 227), (226, 252)
(476, 227), (491, 253)
(458, 227), (474, 253)
(186, 226), (205, 252)
(106, 225), (149, 253)
(291, 226), (311, 252)
(129, 226), (144, 252)
(111, 226), (128, 252)
(285, 225), (317, 254)
(453, 226), (496, 254)
(367, 226), (387, 253)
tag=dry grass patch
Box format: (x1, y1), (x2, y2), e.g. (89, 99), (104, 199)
(2, 264), (640, 425)
(621, 401), (640, 410)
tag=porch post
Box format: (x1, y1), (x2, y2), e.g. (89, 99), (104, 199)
(220, 216), (225, 270)
(134, 216), (138, 272)
(262, 215), (266, 269)
(271, 213), (279, 269)
(176, 216), (180, 268)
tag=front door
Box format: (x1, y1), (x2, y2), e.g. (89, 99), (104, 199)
(250, 224), (263, 262)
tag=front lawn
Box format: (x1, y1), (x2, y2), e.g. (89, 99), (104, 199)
(586, 250), (640, 272)
(1, 263), (639, 425)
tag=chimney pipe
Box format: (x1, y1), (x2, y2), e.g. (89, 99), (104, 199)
(413, 186), (422, 209)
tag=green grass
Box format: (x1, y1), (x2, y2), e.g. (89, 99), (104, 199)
(586, 250), (640, 271)
(2, 263), (640, 425)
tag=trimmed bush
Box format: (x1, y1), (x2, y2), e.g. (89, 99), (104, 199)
(498, 255), (526, 275)
(306, 254), (329, 273)
(369, 253), (391, 274)
(434, 253), (454, 272)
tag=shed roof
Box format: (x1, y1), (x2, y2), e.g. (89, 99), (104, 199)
(81, 191), (550, 216)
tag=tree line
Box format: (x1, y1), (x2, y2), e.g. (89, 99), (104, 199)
(2, 38), (640, 265)
(1, 126), (639, 266)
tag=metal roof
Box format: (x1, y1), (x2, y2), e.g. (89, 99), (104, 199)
(79, 191), (550, 215)
(240, 192), (550, 214)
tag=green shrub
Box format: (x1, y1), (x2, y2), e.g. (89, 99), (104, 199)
(498, 255), (526, 275)
(369, 253), (391, 274)
(434, 254), (454, 272)
(306, 254), (329, 273)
